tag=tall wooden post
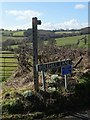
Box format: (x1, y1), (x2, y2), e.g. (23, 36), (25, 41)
(32, 17), (41, 91)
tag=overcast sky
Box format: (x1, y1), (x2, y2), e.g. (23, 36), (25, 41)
(0, 2), (88, 30)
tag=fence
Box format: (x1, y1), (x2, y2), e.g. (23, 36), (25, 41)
(0, 52), (18, 81)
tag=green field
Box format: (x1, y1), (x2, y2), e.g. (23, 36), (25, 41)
(0, 36), (24, 42)
(0, 30), (25, 42)
(13, 31), (25, 37)
(2, 30), (14, 36)
(55, 35), (88, 48)
(1, 30), (25, 37)
(55, 31), (80, 34)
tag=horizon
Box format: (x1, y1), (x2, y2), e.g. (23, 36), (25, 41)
(1, 2), (88, 30)
(0, 26), (89, 31)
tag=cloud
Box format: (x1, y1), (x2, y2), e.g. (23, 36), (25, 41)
(75, 4), (86, 9)
(2, 19), (88, 30)
(6, 10), (42, 21)
(2, 22), (31, 30)
(39, 19), (88, 30)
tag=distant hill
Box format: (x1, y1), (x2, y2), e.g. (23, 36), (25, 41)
(80, 27), (90, 34)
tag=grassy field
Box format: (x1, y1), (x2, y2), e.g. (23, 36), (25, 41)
(0, 36), (24, 42)
(1, 30), (24, 37)
(55, 31), (80, 34)
(2, 30), (14, 36)
(0, 30), (24, 42)
(13, 31), (25, 37)
(55, 35), (88, 48)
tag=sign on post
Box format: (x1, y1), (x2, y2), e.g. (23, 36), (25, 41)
(36, 59), (72, 72)
(61, 65), (72, 90)
(36, 59), (72, 91)
(61, 65), (72, 76)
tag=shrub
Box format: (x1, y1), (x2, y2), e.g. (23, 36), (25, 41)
(2, 98), (24, 114)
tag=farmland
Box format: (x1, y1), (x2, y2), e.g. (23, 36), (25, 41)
(1, 36), (24, 41)
(56, 34), (88, 48)
(1, 28), (90, 120)
(55, 30), (80, 34)
(0, 28), (89, 81)
(13, 31), (25, 37)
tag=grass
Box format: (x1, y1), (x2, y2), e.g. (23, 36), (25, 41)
(13, 31), (25, 37)
(55, 31), (80, 34)
(1, 30), (14, 36)
(0, 30), (24, 37)
(1, 36), (24, 42)
(55, 35), (88, 48)
(10, 45), (19, 49)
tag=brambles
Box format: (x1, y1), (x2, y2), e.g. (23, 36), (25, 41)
(15, 42), (33, 73)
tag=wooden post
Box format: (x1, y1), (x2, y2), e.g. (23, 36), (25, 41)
(32, 17), (41, 91)
(65, 75), (67, 90)
(41, 70), (46, 91)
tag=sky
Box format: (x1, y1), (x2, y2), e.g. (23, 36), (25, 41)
(0, 2), (88, 30)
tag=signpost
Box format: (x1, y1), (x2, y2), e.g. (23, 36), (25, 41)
(32, 17), (72, 91)
(32, 17), (41, 91)
(36, 59), (72, 91)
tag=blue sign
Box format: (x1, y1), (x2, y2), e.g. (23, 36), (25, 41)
(61, 65), (72, 75)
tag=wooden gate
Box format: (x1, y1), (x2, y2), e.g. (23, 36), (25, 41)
(0, 52), (17, 81)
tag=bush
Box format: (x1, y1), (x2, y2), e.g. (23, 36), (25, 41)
(2, 98), (24, 114)
(75, 82), (90, 107)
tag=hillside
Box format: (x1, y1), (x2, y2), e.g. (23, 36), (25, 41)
(80, 27), (90, 34)
(1, 27), (89, 51)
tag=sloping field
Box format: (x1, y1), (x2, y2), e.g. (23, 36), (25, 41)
(1, 36), (24, 41)
(56, 35), (88, 48)
(13, 31), (25, 37)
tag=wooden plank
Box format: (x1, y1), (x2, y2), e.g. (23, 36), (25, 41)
(0, 56), (16, 58)
(0, 52), (15, 54)
(1, 66), (17, 67)
(0, 69), (16, 71)
(0, 62), (17, 63)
